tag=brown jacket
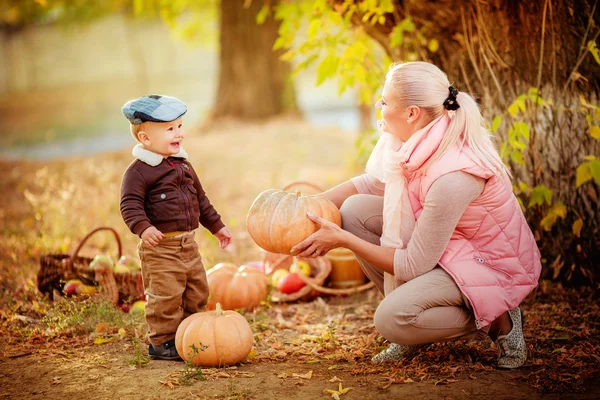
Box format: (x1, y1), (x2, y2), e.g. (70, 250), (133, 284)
(120, 146), (224, 237)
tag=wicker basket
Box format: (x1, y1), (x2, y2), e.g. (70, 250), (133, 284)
(264, 253), (332, 302)
(37, 227), (144, 305)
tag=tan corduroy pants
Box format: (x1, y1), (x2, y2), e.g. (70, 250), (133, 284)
(340, 194), (489, 345)
(138, 232), (208, 346)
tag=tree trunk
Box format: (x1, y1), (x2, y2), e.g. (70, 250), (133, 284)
(212, 0), (297, 120)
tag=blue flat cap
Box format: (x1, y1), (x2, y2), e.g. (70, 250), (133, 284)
(122, 94), (187, 124)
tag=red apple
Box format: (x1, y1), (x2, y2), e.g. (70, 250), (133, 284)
(63, 279), (96, 296)
(277, 273), (306, 294)
(118, 303), (131, 313)
(63, 279), (82, 296)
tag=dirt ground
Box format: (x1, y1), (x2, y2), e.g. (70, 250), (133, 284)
(2, 284), (599, 400)
(1, 327), (598, 400)
(0, 349), (542, 400)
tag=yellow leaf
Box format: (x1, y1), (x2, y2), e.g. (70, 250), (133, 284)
(589, 125), (600, 139)
(572, 218), (583, 237)
(94, 337), (112, 345)
(576, 163), (592, 187)
(246, 348), (256, 359)
(428, 39), (439, 53)
(307, 19), (320, 40)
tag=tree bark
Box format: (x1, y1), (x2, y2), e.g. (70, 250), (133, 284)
(329, 0), (600, 98)
(212, 0), (297, 120)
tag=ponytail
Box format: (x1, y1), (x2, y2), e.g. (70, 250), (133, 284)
(437, 91), (510, 177)
(386, 62), (510, 177)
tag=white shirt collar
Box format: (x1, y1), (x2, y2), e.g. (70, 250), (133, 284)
(132, 144), (188, 166)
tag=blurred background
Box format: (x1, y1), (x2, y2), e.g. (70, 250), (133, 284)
(0, 1), (364, 159)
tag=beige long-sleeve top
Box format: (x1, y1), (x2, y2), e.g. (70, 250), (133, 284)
(351, 171), (485, 281)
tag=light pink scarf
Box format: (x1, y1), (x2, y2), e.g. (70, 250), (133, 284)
(365, 115), (450, 293)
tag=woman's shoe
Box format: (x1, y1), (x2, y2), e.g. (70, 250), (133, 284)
(496, 307), (527, 369)
(371, 343), (421, 364)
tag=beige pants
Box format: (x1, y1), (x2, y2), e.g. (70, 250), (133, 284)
(340, 194), (489, 345)
(138, 232), (209, 346)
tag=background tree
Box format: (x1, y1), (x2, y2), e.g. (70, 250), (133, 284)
(213, 0), (297, 119)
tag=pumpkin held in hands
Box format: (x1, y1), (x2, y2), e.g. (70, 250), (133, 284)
(206, 263), (269, 311)
(246, 189), (342, 254)
(175, 303), (253, 367)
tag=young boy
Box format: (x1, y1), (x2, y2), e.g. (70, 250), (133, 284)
(120, 94), (232, 361)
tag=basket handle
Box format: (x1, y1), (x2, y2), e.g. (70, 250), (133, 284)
(282, 180), (324, 193)
(67, 227), (123, 274)
(296, 272), (375, 295)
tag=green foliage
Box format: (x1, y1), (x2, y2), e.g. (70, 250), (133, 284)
(42, 298), (145, 335)
(494, 81), (599, 283)
(274, 0), (390, 106)
(0, 0), (217, 44)
(130, 0), (217, 44)
(129, 338), (151, 368)
(272, 0), (436, 106)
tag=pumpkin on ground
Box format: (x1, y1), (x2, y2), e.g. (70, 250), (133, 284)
(175, 303), (253, 367)
(206, 262), (269, 311)
(246, 189), (342, 254)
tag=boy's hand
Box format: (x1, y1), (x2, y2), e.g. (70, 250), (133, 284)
(215, 227), (232, 249)
(141, 226), (163, 247)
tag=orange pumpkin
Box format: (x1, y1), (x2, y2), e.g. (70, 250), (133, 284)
(175, 303), (253, 366)
(206, 263), (269, 310)
(246, 189), (342, 254)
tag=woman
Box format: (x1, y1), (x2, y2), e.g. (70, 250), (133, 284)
(290, 61), (542, 369)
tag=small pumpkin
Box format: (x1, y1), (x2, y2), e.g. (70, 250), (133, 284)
(246, 189), (341, 254)
(207, 262), (269, 310)
(175, 303), (253, 367)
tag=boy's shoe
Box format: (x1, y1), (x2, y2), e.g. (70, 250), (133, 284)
(371, 343), (422, 364)
(148, 339), (183, 361)
(496, 307), (527, 369)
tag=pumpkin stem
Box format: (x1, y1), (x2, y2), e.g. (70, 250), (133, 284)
(215, 302), (224, 315)
(295, 190), (301, 197)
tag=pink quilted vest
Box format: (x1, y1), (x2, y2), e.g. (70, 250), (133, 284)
(407, 145), (542, 329)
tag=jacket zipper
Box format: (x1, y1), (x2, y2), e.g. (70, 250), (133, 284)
(177, 163), (191, 230)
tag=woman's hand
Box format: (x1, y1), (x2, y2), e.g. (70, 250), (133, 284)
(290, 212), (347, 258)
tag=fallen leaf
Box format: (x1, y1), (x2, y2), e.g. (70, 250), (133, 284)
(329, 376), (342, 382)
(324, 382), (353, 399)
(292, 370), (313, 380)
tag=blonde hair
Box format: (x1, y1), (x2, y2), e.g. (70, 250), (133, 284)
(129, 122), (149, 143)
(386, 61), (509, 177)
